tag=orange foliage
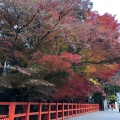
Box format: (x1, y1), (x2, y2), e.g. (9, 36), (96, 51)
(96, 64), (120, 79)
(85, 11), (120, 32)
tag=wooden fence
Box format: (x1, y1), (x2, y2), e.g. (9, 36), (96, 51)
(0, 102), (99, 120)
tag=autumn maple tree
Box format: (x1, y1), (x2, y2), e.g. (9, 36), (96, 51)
(0, 0), (92, 101)
(54, 74), (101, 102)
(0, 0), (120, 102)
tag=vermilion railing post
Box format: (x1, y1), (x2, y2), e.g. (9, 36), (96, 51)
(47, 103), (51, 120)
(75, 103), (77, 116)
(81, 104), (83, 114)
(24, 102), (30, 120)
(89, 104), (90, 112)
(84, 104), (86, 113)
(79, 104), (81, 114)
(71, 104), (73, 117)
(86, 104), (87, 113)
(95, 104), (96, 111)
(92, 104), (93, 111)
(82, 103), (85, 114)
(56, 103), (58, 120)
(87, 104), (89, 113)
(88, 104), (90, 112)
(67, 103), (69, 118)
(8, 102), (15, 120)
(4, 102), (99, 120)
(38, 103), (42, 120)
(20, 103), (27, 120)
(78, 103), (79, 115)
(62, 103), (64, 120)
(91, 104), (92, 112)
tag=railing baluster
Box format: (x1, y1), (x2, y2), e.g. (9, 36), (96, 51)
(56, 103), (58, 120)
(8, 102), (16, 120)
(38, 103), (42, 120)
(61, 103), (64, 120)
(25, 102), (30, 120)
(0, 102), (99, 120)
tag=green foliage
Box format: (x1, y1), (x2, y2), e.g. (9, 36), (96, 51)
(93, 93), (103, 104)
(104, 85), (120, 96)
(108, 95), (117, 104)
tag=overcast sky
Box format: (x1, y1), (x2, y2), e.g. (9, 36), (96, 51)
(91, 0), (120, 22)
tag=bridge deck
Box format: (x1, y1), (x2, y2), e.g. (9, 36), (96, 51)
(66, 109), (120, 120)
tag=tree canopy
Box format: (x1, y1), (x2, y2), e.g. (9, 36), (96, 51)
(0, 0), (120, 102)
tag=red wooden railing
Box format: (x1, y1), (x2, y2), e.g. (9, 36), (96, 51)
(0, 102), (99, 120)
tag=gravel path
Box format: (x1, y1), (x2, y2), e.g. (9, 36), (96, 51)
(65, 109), (120, 120)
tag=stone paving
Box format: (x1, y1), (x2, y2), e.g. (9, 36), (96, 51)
(65, 109), (120, 120)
